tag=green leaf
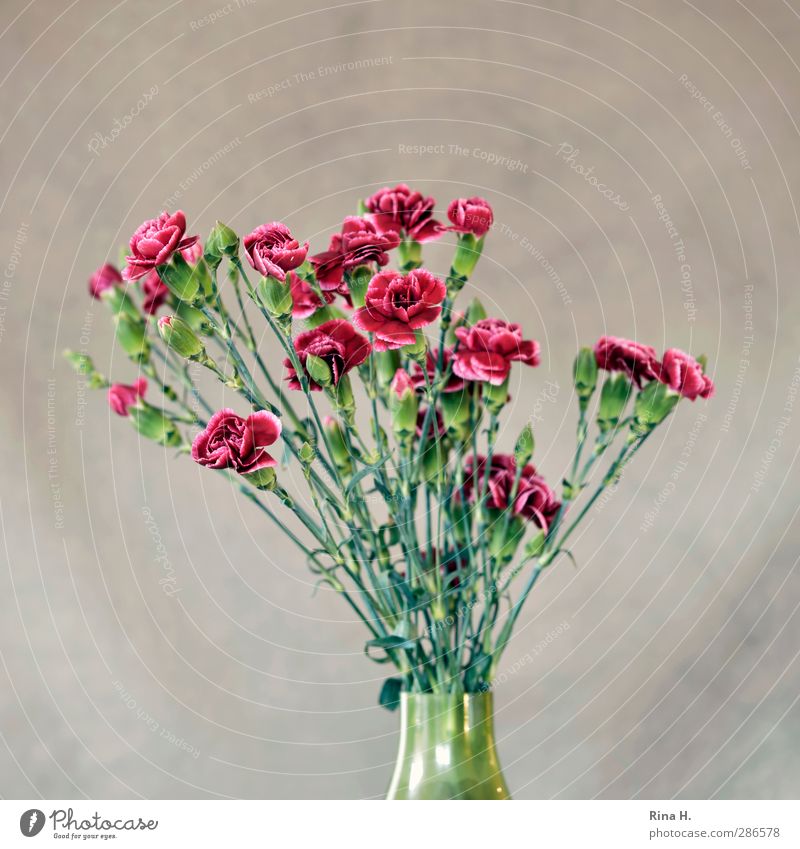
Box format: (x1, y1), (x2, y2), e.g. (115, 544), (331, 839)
(379, 677), (403, 712)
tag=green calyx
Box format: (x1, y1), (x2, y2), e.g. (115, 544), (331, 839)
(347, 265), (372, 308)
(397, 240), (422, 271)
(243, 466), (277, 491)
(514, 424), (534, 465)
(573, 347), (598, 409)
(158, 315), (205, 360)
(484, 377), (509, 415)
(115, 314), (150, 361)
(451, 232), (484, 279)
(305, 354), (333, 387)
(597, 374), (632, 433)
(129, 403), (182, 446)
(630, 380), (679, 438)
(258, 275), (293, 318)
(205, 221), (240, 263)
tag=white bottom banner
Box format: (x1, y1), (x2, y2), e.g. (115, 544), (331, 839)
(2, 800), (797, 847)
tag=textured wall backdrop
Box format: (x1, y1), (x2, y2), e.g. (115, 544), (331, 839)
(1, 0), (799, 799)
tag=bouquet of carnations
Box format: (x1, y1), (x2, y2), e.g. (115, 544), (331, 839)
(66, 186), (714, 709)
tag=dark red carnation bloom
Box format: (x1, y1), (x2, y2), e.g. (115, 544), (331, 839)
(191, 408), (281, 474)
(89, 263), (123, 299)
(108, 377), (147, 417)
(453, 319), (539, 386)
(594, 335), (660, 387)
(447, 196), (493, 237)
(410, 348), (465, 394)
(365, 183), (444, 243)
(288, 272), (335, 319)
(462, 454), (560, 530)
(310, 216), (400, 291)
(658, 348), (714, 400)
(244, 222), (308, 282)
(123, 210), (199, 280)
(352, 268), (446, 351)
(141, 270), (170, 314)
(284, 318), (371, 391)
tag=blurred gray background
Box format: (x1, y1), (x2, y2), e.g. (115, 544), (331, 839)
(1, 0), (799, 799)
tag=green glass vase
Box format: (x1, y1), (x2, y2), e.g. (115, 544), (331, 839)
(386, 691), (511, 799)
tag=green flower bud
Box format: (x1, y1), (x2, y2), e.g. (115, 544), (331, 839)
(489, 513), (526, 564)
(397, 239), (422, 271)
(631, 380), (679, 439)
(205, 220), (239, 261)
(421, 439), (449, 484)
(257, 275), (293, 317)
(389, 369), (419, 438)
(347, 265), (372, 308)
(573, 347), (598, 409)
(157, 315), (205, 360)
(523, 529), (546, 560)
(243, 466), (277, 491)
(465, 297), (487, 325)
(451, 233), (484, 279)
(514, 424), (534, 465)
(158, 253), (199, 302)
(324, 416), (353, 474)
(115, 314), (150, 360)
(63, 350), (107, 388)
(441, 388), (471, 440)
(303, 304), (346, 329)
(101, 286), (140, 323)
(484, 377), (509, 415)
(305, 354), (332, 387)
(597, 374), (632, 433)
(374, 349), (401, 390)
(175, 301), (213, 334)
(129, 404), (181, 446)
(299, 441), (315, 465)
(331, 374), (355, 421)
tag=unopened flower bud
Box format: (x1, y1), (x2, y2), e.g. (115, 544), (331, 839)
(347, 265), (372, 308)
(489, 514), (525, 564)
(441, 388), (471, 440)
(374, 349), (400, 390)
(465, 297), (487, 325)
(115, 314), (150, 360)
(331, 374), (355, 421)
(129, 403), (182, 446)
(573, 347), (598, 409)
(63, 350), (107, 388)
(514, 424), (534, 465)
(389, 369), (419, 438)
(305, 354), (333, 387)
(175, 301), (213, 334)
(158, 315), (205, 360)
(205, 220), (240, 262)
(324, 415), (353, 474)
(523, 530), (546, 560)
(597, 374), (632, 433)
(102, 286), (140, 323)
